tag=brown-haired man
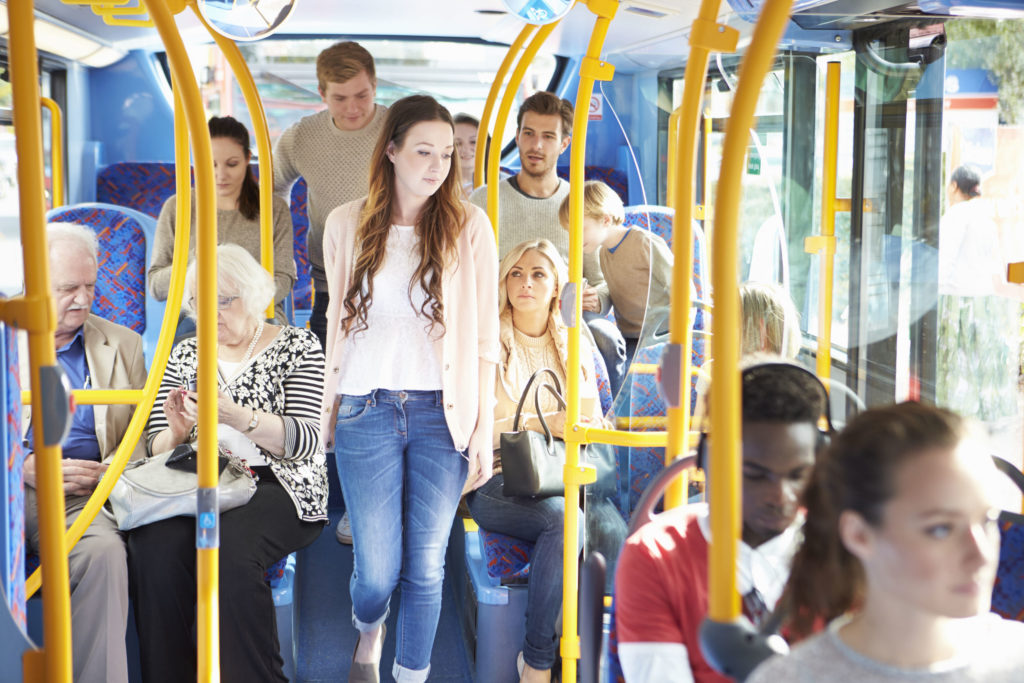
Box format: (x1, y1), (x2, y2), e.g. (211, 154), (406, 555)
(470, 92), (625, 394)
(274, 40), (386, 546)
(274, 40), (387, 351)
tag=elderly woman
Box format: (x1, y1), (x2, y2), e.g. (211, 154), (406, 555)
(127, 244), (328, 683)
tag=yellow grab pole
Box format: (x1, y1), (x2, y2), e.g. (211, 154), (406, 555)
(475, 24), (535, 189)
(485, 21), (560, 240)
(24, 6), (197, 604)
(145, 1), (221, 680)
(191, 1), (276, 320)
(707, 0), (794, 623)
(666, 105), (681, 209)
(806, 61), (840, 382)
(562, 3), (617, 681)
(40, 97), (64, 208)
(664, 0), (736, 512)
(6, 0), (73, 678)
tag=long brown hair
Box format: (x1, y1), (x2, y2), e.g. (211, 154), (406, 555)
(341, 95), (465, 336)
(208, 116), (259, 221)
(782, 402), (968, 639)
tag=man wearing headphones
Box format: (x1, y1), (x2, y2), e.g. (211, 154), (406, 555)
(614, 358), (829, 683)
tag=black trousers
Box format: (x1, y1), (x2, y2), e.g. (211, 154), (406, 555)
(309, 291), (329, 352)
(127, 471), (323, 683)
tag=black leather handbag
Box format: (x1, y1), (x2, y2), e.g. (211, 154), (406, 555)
(501, 368), (567, 498)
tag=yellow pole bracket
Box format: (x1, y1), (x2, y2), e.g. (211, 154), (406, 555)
(0, 295), (54, 334)
(1008, 262), (1024, 284)
(689, 17), (740, 53)
(803, 234), (836, 257)
(579, 56), (615, 81)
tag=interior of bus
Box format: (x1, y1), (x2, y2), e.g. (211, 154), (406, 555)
(3, 0), (1024, 681)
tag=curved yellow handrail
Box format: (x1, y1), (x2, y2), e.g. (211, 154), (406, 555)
(561, 2), (617, 680)
(706, 0), (794, 624)
(191, 0), (276, 320)
(666, 104), (681, 209)
(145, 0), (222, 678)
(485, 21), (560, 240)
(40, 97), (64, 208)
(665, 0), (736, 511)
(24, 90), (193, 602)
(806, 61), (840, 382)
(7, 0), (72, 678)
(475, 25), (536, 190)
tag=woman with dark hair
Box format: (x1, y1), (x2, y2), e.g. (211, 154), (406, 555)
(320, 94), (498, 682)
(936, 164), (1017, 421)
(748, 403), (1024, 682)
(148, 115), (295, 323)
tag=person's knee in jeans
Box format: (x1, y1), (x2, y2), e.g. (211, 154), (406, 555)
(585, 314), (626, 396)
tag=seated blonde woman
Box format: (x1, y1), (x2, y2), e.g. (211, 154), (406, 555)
(467, 238), (622, 683)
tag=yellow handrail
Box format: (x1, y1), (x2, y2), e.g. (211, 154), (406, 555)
(144, 0), (222, 680)
(666, 104), (681, 208)
(475, 25), (535, 190)
(562, 2), (617, 681)
(191, 0), (276, 320)
(24, 86), (193, 604)
(707, 0), (794, 624)
(485, 21), (560, 240)
(806, 61), (840, 382)
(40, 97), (64, 208)
(22, 389), (143, 405)
(5, 1), (72, 678)
(665, 0), (736, 511)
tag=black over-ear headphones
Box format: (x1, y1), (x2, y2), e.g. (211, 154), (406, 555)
(695, 361), (833, 473)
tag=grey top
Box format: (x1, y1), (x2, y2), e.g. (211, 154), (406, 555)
(748, 614), (1024, 683)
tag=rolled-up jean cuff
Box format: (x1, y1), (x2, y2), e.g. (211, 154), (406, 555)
(393, 661), (430, 683)
(352, 606), (389, 633)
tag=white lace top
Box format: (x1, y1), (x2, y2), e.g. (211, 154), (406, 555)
(336, 225), (444, 395)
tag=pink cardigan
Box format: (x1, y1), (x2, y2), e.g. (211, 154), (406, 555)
(319, 198), (500, 452)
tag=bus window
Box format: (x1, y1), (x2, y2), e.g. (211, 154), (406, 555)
(177, 38), (561, 146)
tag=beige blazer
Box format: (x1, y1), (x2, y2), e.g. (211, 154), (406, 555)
(20, 314), (147, 462)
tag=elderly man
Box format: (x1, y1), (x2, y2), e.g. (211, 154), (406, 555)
(22, 222), (146, 683)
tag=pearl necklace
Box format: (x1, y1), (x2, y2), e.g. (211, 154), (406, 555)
(236, 320), (264, 367)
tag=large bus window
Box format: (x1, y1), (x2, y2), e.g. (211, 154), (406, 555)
(178, 38), (561, 145)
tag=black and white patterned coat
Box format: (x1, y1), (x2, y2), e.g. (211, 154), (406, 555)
(147, 326), (329, 522)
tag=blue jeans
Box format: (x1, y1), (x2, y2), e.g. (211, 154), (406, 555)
(585, 313), (627, 398)
(333, 389), (467, 682)
(466, 475), (583, 671)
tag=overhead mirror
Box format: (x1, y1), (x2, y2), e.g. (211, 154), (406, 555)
(501, 0), (573, 25)
(198, 0), (298, 41)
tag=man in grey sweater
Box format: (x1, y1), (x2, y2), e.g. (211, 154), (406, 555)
(273, 41), (387, 351)
(470, 92), (626, 394)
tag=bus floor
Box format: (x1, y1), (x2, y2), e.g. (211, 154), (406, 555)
(24, 507), (477, 682)
(293, 508), (476, 682)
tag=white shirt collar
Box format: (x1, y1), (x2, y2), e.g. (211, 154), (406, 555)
(694, 502), (803, 609)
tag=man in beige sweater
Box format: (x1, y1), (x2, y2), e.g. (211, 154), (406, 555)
(273, 40), (387, 351)
(470, 92), (626, 394)
(274, 41), (386, 547)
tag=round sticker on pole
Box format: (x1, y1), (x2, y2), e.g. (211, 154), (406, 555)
(501, 0), (573, 25)
(198, 0), (299, 41)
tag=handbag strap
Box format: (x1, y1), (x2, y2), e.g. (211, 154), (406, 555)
(512, 367), (564, 431)
(533, 381), (567, 448)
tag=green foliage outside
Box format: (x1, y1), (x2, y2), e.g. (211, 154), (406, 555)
(946, 19), (1024, 124)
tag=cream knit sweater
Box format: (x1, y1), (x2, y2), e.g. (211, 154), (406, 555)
(273, 106), (387, 292)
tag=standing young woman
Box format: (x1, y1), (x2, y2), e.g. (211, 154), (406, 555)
(320, 95), (498, 683)
(748, 403), (1024, 682)
(149, 115), (296, 324)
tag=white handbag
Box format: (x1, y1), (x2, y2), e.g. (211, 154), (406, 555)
(105, 443), (258, 531)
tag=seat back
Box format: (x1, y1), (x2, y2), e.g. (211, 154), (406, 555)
(46, 203), (164, 367)
(556, 166), (629, 203)
(1, 323), (26, 631)
(96, 162), (313, 314)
